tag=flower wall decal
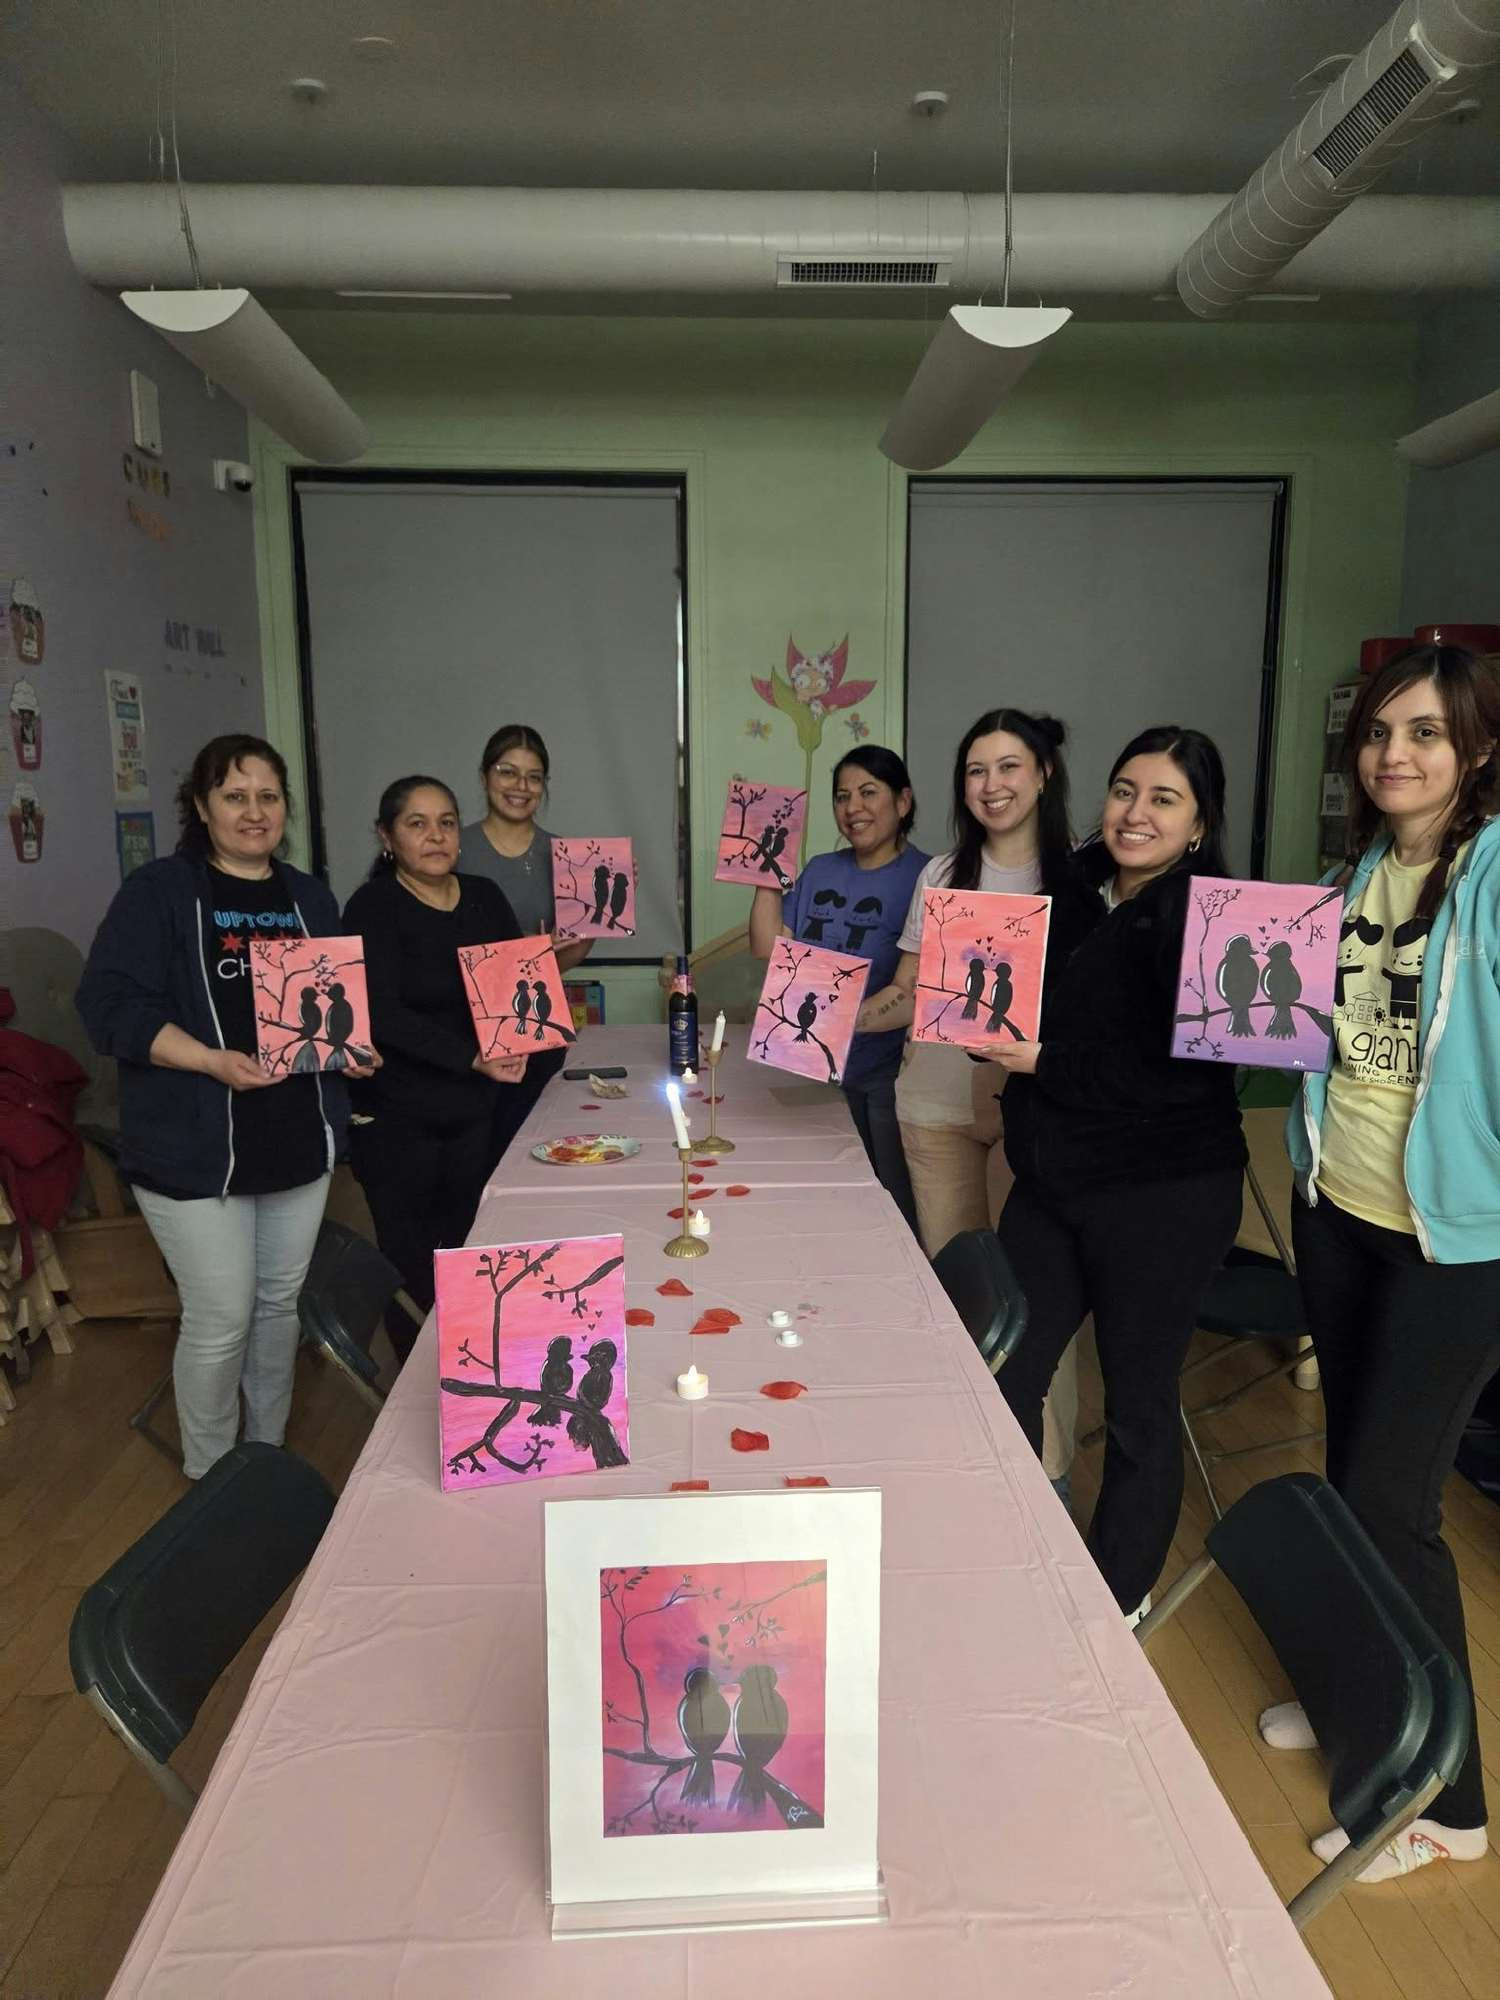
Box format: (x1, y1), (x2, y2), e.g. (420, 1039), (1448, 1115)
(749, 637), (876, 863)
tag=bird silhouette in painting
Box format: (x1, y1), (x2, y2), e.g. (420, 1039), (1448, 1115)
(1216, 935), (1260, 1038)
(608, 870), (630, 931)
(803, 887), (845, 942)
(566, 1338), (626, 1465)
(290, 985), (323, 1073)
(529, 1336), (574, 1427)
(512, 978), (532, 1040)
(729, 1665), (788, 1816)
(589, 863), (610, 926)
(1261, 941), (1302, 1040)
(986, 963), (1018, 1037)
(759, 824), (791, 882)
(532, 981), (553, 1041)
(794, 991), (819, 1041)
(961, 957), (987, 1020)
(677, 1667), (731, 1806)
(844, 895), (882, 952)
(322, 981), (360, 1070)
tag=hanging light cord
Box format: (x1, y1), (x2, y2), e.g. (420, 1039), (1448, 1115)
(152, 0), (204, 288)
(1002, 0), (1017, 307)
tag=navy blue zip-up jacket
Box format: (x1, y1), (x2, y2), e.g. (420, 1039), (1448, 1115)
(76, 852), (349, 1196)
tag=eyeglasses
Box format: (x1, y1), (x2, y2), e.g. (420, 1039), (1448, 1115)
(489, 764), (546, 790)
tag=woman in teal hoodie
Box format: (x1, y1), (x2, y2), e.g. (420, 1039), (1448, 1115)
(1278, 643), (1500, 1882)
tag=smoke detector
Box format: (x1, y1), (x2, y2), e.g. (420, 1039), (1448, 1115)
(911, 90), (950, 118)
(288, 77), (329, 104)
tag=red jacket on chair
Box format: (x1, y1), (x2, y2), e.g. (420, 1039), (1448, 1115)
(0, 1025), (87, 1276)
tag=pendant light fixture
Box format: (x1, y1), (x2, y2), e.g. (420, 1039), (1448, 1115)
(879, 2), (1070, 471)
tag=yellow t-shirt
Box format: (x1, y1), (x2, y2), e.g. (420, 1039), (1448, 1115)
(1317, 849), (1446, 1233)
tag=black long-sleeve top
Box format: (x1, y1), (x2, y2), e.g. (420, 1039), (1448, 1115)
(341, 868), (521, 1128)
(1000, 866), (1246, 1194)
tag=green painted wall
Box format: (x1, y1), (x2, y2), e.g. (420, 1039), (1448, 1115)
(253, 311), (1417, 1023)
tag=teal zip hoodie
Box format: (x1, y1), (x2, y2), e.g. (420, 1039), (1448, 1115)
(1287, 814), (1500, 1263)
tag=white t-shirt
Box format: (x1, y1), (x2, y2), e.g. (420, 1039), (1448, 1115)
(894, 851), (1044, 1129)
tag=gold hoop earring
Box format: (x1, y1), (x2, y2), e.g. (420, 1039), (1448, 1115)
(1187, 837), (1202, 854)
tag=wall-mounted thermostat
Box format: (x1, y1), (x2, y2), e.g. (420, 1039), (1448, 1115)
(129, 370), (162, 456)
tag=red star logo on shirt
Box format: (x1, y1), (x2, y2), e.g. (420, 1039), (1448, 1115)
(221, 931), (244, 952)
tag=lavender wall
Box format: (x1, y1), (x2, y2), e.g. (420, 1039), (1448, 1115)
(0, 66), (263, 969)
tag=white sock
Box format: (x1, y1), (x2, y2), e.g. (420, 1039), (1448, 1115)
(1311, 1818), (1489, 1883)
(1259, 1700), (1318, 1751)
(1125, 1593), (1152, 1630)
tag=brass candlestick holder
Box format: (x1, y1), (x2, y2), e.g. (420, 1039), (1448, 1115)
(695, 1045), (735, 1155)
(663, 1144), (710, 1258)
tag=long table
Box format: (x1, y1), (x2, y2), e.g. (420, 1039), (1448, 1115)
(108, 1032), (1330, 1998)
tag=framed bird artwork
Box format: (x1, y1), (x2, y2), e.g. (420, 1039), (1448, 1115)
(910, 887), (1051, 1048)
(248, 935), (373, 1077)
(544, 1487), (883, 1930)
(747, 937), (867, 1083)
(434, 1234), (628, 1492)
(458, 934), (577, 1058)
(713, 778), (808, 890)
(1171, 876), (1341, 1070)
(552, 836), (637, 940)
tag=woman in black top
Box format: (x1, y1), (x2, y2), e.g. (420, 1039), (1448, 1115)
(986, 727), (1246, 1618)
(77, 733), (369, 1478)
(341, 775), (526, 1357)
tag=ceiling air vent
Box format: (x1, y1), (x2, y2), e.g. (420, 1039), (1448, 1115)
(777, 257), (950, 288)
(1309, 44), (1444, 183)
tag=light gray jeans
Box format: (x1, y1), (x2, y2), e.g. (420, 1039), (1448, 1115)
(133, 1177), (330, 1478)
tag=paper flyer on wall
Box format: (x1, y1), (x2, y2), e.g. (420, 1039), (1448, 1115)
(104, 670), (149, 806)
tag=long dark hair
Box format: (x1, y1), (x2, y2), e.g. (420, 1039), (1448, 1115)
(1342, 644), (1500, 918)
(1095, 725), (1231, 882)
(946, 709), (1072, 895)
(480, 724), (550, 787)
(369, 774), (462, 878)
(831, 745), (916, 842)
(175, 734), (291, 858)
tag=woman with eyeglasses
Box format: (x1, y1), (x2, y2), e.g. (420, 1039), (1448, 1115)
(459, 724), (587, 1156)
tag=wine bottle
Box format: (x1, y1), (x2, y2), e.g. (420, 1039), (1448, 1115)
(668, 954), (699, 1075)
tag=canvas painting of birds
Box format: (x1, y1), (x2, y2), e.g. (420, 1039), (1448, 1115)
(249, 936), (373, 1078)
(1172, 877), (1339, 1071)
(747, 936), (866, 1083)
(552, 836), (637, 939)
(459, 935), (578, 1059)
(713, 779), (809, 890)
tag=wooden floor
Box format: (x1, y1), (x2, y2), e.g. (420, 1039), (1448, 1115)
(2, 1317), (1498, 1998)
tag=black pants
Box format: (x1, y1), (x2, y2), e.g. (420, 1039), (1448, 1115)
(349, 1109), (494, 1361)
(488, 1046), (567, 1170)
(997, 1167), (1243, 1611)
(1294, 1192), (1500, 1830)
(844, 1072), (919, 1235)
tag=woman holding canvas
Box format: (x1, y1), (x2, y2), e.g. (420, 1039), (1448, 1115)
(985, 726), (1244, 1621)
(852, 710), (1103, 1496)
(343, 775), (524, 1358)
(459, 723), (590, 1160)
(1269, 644), (1500, 1882)
(748, 745), (929, 1228)
(77, 734), (364, 1478)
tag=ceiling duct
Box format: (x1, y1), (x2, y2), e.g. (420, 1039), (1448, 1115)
(1397, 384), (1500, 466)
(62, 184), (1500, 299)
(1177, 0), (1500, 319)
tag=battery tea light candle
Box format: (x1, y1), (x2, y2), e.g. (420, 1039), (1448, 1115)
(676, 1364), (709, 1401)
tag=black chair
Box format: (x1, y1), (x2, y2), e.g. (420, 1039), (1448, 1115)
(932, 1228), (1028, 1374)
(69, 1442), (336, 1808)
(297, 1220), (422, 1408)
(1137, 1472), (1469, 1927)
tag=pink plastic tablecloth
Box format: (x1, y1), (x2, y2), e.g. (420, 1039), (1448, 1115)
(107, 1046), (1329, 1999)
(496, 1025), (875, 1193)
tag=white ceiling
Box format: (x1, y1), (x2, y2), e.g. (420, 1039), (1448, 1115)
(10, 0), (1499, 198)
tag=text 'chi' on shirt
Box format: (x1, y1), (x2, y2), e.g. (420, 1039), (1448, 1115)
(895, 851), (1043, 1129)
(1317, 846), (1467, 1235)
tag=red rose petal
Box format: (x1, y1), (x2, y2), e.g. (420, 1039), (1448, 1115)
(686, 1090), (705, 1100)
(690, 1315), (733, 1335)
(726, 1184), (752, 1197)
(667, 1207), (684, 1219)
(785, 1475), (829, 1488)
(692, 1159), (717, 1168)
(688, 1173), (705, 1184)
(625, 1309), (656, 1326)
(760, 1380), (807, 1399)
(657, 1278), (693, 1297)
(730, 1428), (770, 1453)
(579, 1101), (601, 1109)
(696, 1308), (740, 1326)
(670, 1480), (710, 1492)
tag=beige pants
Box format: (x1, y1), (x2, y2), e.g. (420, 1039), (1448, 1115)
(901, 1072), (1079, 1482)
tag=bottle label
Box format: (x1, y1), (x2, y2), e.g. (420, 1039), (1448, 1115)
(669, 1006), (699, 1071)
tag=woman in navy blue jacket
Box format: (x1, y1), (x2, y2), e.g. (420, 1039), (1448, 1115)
(77, 734), (371, 1477)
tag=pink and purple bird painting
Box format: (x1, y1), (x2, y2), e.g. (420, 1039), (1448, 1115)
(249, 936), (373, 1077)
(436, 1234), (628, 1492)
(713, 780), (808, 891)
(747, 937), (866, 1083)
(910, 888), (1051, 1049)
(1172, 877), (1340, 1071)
(551, 837), (636, 940)
(600, 1558), (827, 1837)
(459, 935), (577, 1057)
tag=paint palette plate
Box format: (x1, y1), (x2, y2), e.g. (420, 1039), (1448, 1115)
(532, 1134), (642, 1166)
